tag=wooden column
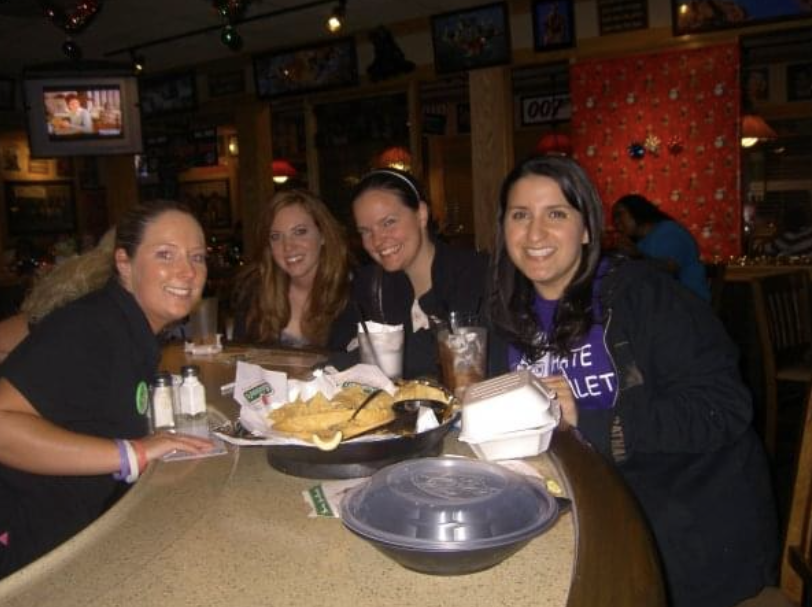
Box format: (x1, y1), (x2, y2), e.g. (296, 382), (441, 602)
(469, 66), (514, 253)
(98, 155), (138, 225)
(235, 100), (274, 257)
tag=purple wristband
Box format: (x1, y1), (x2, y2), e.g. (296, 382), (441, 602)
(112, 439), (130, 481)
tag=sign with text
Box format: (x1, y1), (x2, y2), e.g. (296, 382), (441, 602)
(520, 94), (571, 126)
(597, 0), (648, 35)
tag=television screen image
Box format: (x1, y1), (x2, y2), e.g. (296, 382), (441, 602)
(44, 85), (124, 140)
(23, 72), (142, 158)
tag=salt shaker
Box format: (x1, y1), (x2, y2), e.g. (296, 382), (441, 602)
(150, 372), (176, 431)
(179, 364), (207, 419)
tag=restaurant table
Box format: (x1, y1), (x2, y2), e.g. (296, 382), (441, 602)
(0, 345), (666, 607)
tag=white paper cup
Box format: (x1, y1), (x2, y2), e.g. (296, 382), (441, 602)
(358, 325), (404, 380)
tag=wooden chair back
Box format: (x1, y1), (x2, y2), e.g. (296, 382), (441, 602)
(781, 384), (812, 605)
(750, 270), (812, 457)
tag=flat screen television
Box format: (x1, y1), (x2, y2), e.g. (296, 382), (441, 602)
(23, 73), (143, 157)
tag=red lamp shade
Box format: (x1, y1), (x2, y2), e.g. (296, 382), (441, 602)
(271, 159), (297, 183)
(377, 146), (411, 170)
(741, 114), (777, 148)
(536, 132), (572, 156)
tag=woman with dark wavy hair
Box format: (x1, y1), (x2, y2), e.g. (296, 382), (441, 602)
(490, 155), (777, 607)
(232, 189), (350, 348)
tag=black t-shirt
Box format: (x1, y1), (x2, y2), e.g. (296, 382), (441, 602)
(0, 279), (158, 576)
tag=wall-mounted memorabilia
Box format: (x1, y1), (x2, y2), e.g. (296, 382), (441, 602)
(5, 181), (76, 234)
(431, 2), (511, 74)
(178, 179), (231, 231)
(673, 0), (811, 36)
(207, 70), (246, 98)
(140, 71), (197, 117)
(597, 0), (648, 35)
(787, 63), (812, 101)
(253, 37), (358, 99)
(532, 0), (575, 52)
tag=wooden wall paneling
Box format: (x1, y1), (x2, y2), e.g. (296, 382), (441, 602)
(236, 100), (273, 257)
(470, 66), (514, 253)
(98, 155), (138, 225)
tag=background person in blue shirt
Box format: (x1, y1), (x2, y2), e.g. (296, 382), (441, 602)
(612, 193), (710, 301)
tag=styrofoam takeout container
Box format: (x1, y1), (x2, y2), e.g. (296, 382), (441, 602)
(459, 369), (559, 441)
(461, 423), (558, 461)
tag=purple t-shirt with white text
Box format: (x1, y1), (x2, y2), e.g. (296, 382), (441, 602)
(508, 295), (617, 411)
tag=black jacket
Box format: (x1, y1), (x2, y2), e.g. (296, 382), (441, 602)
(583, 259), (778, 607)
(329, 240), (489, 379)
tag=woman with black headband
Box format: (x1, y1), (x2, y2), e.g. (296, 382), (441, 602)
(333, 168), (490, 379)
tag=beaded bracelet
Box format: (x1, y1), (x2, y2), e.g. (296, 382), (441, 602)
(112, 439), (130, 481)
(123, 440), (140, 484)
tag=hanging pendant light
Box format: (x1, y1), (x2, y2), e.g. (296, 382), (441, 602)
(271, 159), (297, 184)
(741, 114), (777, 148)
(536, 132), (572, 156)
(377, 146), (411, 171)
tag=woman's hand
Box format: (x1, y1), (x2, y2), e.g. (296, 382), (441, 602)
(539, 374), (578, 429)
(138, 432), (215, 465)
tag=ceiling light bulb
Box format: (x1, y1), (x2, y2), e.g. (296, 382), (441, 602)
(741, 137), (758, 148)
(327, 14), (342, 32)
(326, 1), (345, 33)
(273, 175), (290, 184)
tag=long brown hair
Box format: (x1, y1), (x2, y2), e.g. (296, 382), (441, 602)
(235, 189), (349, 346)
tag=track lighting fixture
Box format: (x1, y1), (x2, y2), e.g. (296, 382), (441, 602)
(326, 0), (346, 33)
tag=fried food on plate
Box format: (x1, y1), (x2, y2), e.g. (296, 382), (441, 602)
(269, 387), (395, 443)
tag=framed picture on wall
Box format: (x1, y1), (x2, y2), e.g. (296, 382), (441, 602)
(786, 63), (812, 101)
(178, 179), (232, 230)
(5, 181), (76, 235)
(532, 0), (576, 52)
(139, 71), (197, 117)
(431, 2), (511, 74)
(672, 1), (812, 36)
(253, 37), (358, 99)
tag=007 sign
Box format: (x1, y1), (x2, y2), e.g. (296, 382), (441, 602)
(521, 94), (571, 126)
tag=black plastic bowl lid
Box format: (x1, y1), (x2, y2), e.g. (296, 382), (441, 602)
(340, 457), (558, 551)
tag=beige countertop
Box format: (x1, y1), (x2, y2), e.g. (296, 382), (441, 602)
(0, 347), (576, 607)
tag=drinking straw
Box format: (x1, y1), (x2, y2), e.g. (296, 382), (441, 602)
(354, 301), (384, 371)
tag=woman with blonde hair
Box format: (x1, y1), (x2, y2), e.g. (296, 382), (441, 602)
(0, 229), (116, 363)
(232, 189), (351, 348)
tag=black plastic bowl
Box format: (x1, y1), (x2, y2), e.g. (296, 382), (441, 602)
(347, 533), (538, 576)
(340, 457), (559, 575)
(265, 413), (458, 479)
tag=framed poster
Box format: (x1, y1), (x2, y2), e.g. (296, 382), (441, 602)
(597, 0), (648, 35)
(431, 2), (511, 74)
(178, 179), (232, 230)
(532, 0), (576, 52)
(673, 0), (811, 36)
(5, 181), (76, 234)
(140, 71), (197, 117)
(207, 70), (245, 98)
(253, 37), (358, 99)
(787, 63), (812, 101)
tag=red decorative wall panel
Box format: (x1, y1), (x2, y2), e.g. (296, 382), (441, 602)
(571, 43), (741, 258)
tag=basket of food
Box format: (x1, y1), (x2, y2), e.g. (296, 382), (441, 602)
(265, 381), (458, 479)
